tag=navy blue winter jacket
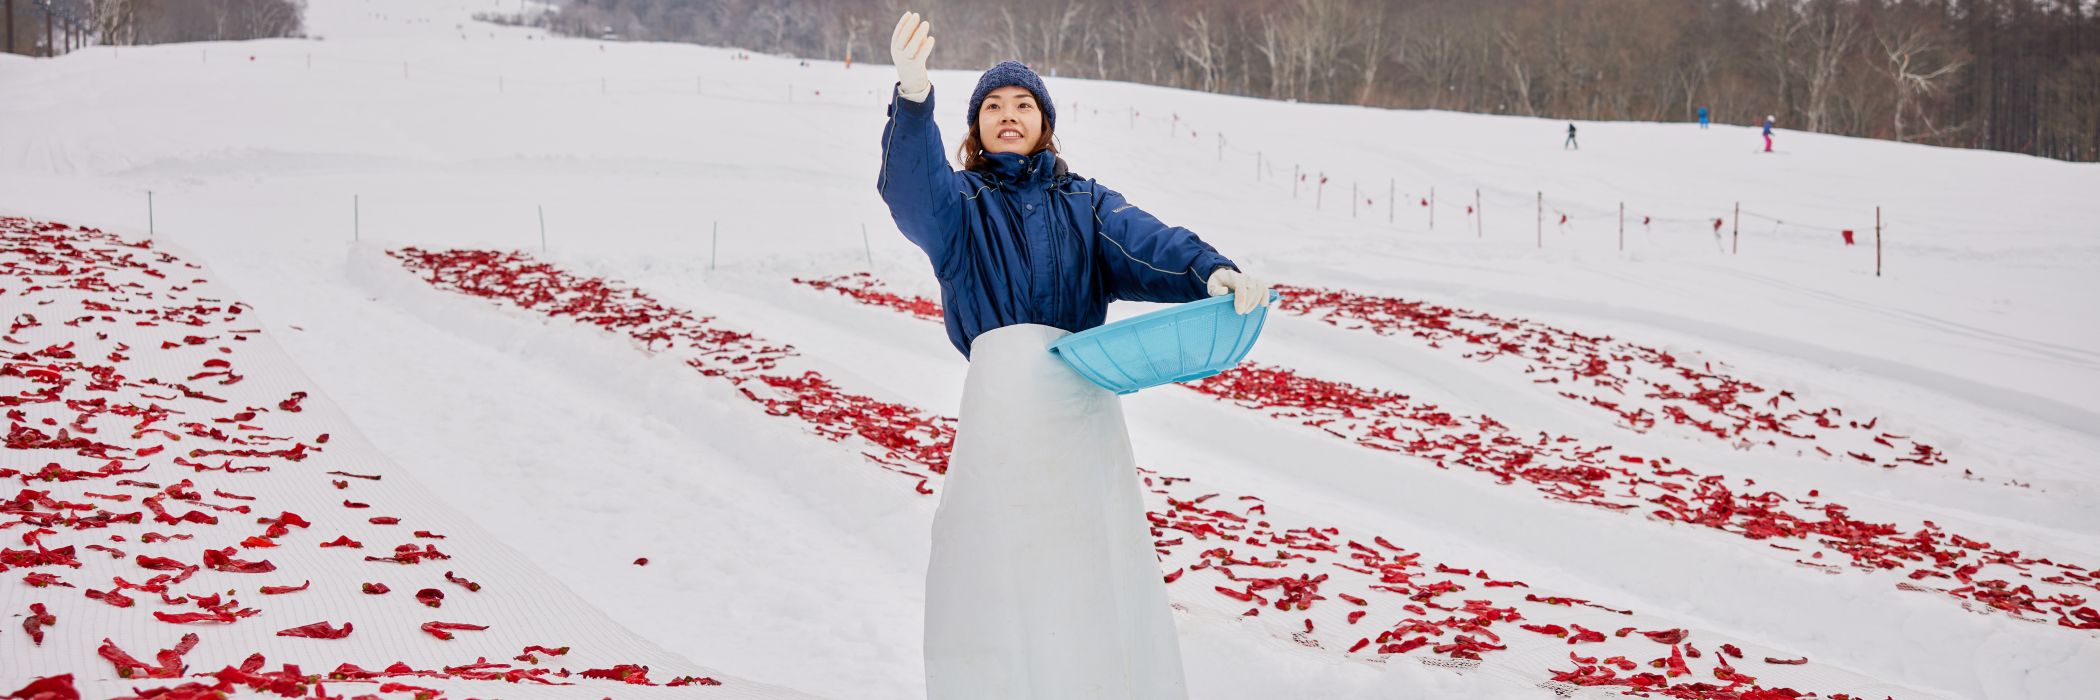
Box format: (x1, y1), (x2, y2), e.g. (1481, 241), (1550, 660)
(878, 86), (1238, 357)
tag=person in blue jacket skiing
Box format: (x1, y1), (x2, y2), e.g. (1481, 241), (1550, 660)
(880, 11), (1268, 699)
(1698, 106), (1710, 129)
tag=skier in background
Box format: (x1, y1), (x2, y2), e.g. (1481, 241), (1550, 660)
(1565, 122), (1579, 150)
(1763, 115), (1776, 152)
(879, 11), (1269, 699)
(1698, 106), (1710, 129)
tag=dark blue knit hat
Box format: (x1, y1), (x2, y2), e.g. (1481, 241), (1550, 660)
(967, 60), (1056, 130)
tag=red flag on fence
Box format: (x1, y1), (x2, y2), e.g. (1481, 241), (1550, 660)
(1841, 230), (1855, 245)
(1559, 214), (1568, 225)
(1712, 218), (1724, 232)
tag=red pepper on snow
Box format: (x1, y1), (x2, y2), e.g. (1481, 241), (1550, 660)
(420, 621), (489, 641)
(274, 621), (352, 639)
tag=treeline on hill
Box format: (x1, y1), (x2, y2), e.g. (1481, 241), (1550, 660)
(540, 0), (2100, 162)
(3, 0), (304, 55)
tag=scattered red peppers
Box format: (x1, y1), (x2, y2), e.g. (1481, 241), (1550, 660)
(0, 220), (745, 696)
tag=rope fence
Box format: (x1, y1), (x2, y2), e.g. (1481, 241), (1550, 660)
(1111, 98), (1892, 276)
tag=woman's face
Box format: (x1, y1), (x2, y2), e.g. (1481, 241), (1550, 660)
(977, 86), (1043, 156)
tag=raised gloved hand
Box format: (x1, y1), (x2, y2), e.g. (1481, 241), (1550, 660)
(1206, 267), (1272, 315)
(890, 12), (936, 102)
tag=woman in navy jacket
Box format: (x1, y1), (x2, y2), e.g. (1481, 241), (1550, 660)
(881, 11), (1268, 699)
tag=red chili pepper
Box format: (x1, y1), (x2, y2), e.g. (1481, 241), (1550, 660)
(361, 582), (390, 595)
(152, 610), (242, 625)
(275, 621), (352, 639)
(1764, 656), (1809, 665)
(22, 602), (55, 645)
(376, 682), (443, 696)
(579, 664), (654, 685)
(444, 571), (483, 592)
(319, 535), (363, 548)
(416, 588), (445, 608)
(98, 633), (197, 679)
(85, 589), (135, 608)
(4, 674), (76, 698)
(201, 547), (275, 573)
(1664, 644), (1691, 677)
(633, 557), (649, 566)
(259, 580), (310, 595)
(1640, 628), (1688, 645)
(135, 554), (188, 570)
(420, 621), (489, 640)
(367, 516), (400, 525)
(667, 676), (724, 686)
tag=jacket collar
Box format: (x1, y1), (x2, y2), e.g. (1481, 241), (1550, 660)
(982, 149), (1068, 188)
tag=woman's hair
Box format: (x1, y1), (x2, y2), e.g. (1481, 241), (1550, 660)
(957, 114), (1059, 172)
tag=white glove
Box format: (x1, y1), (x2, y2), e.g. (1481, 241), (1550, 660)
(890, 12), (936, 102)
(1206, 267), (1271, 315)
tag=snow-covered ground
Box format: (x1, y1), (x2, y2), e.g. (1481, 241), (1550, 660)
(5, 0), (2098, 697)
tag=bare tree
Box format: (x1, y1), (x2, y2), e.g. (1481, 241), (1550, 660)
(1755, 3), (1809, 123)
(85, 0), (301, 45)
(1495, 19), (1540, 116)
(1353, 2), (1387, 106)
(1876, 9), (1967, 142)
(1799, 0), (1862, 132)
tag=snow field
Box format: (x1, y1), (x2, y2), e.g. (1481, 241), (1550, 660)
(3, 0), (2098, 697)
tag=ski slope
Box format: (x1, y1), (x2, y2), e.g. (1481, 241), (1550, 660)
(5, 0), (2099, 697)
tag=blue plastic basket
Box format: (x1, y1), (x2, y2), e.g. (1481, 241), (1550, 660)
(1048, 291), (1280, 395)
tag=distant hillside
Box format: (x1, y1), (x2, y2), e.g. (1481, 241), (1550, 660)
(3, 0), (303, 57)
(526, 0), (2098, 162)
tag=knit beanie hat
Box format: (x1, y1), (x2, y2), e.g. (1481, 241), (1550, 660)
(966, 60), (1056, 131)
